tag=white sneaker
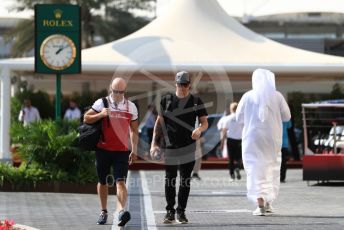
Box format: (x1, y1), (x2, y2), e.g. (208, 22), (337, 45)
(265, 202), (274, 213)
(252, 206), (266, 216)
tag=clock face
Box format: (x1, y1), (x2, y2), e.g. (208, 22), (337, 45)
(40, 34), (77, 70)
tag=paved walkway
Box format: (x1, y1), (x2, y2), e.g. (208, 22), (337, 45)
(1, 169), (344, 230)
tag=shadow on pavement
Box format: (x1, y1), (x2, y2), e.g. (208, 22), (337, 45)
(312, 182), (344, 187)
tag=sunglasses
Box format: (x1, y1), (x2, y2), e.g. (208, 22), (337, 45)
(177, 83), (190, 88)
(112, 89), (125, 94)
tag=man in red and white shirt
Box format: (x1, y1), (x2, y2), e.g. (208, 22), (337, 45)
(84, 78), (138, 227)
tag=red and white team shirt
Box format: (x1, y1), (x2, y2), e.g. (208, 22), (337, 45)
(92, 96), (138, 151)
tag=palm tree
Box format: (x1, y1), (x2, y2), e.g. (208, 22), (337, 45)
(5, 0), (155, 57)
(6, 19), (35, 57)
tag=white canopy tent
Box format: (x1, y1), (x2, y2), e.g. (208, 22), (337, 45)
(217, 0), (344, 18)
(1, 0), (344, 160)
(3, 0), (344, 73)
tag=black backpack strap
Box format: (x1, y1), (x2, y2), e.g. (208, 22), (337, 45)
(101, 97), (110, 127)
(191, 94), (198, 114)
(191, 94), (200, 128)
(102, 97), (109, 108)
(165, 93), (174, 111)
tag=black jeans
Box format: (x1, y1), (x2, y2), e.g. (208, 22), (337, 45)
(147, 127), (154, 145)
(165, 159), (195, 213)
(226, 138), (242, 176)
(280, 148), (289, 181)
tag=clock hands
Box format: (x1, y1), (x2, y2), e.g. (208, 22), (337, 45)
(55, 45), (68, 55)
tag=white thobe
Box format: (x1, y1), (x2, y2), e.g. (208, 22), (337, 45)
(236, 90), (291, 204)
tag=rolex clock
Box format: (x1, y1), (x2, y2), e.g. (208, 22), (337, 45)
(40, 34), (76, 71)
(35, 4), (81, 74)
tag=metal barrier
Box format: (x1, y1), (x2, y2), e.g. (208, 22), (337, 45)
(302, 103), (344, 155)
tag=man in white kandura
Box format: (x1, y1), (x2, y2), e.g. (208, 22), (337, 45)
(236, 69), (291, 216)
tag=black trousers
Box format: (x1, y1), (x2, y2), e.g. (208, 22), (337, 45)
(226, 138), (242, 176)
(280, 147), (289, 182)
(164, 157), (195, 213)
(147, 127), (154, 145)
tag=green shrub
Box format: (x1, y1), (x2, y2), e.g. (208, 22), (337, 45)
(0, 162), (50, 189)
(9, 119), (97, 184)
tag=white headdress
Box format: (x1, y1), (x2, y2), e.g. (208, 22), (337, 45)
(252, 68), (276, 122)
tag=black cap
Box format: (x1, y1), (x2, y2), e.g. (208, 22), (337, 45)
(175, 71), (190, 83)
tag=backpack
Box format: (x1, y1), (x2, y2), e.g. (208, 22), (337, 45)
(76, 97), (109, 151)
(165, 93), (198, 114)
(162, 93), (199, 148)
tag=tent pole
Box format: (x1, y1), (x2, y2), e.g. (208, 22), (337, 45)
(55, 73), (62, 120)
(0, 67), (11, 161)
